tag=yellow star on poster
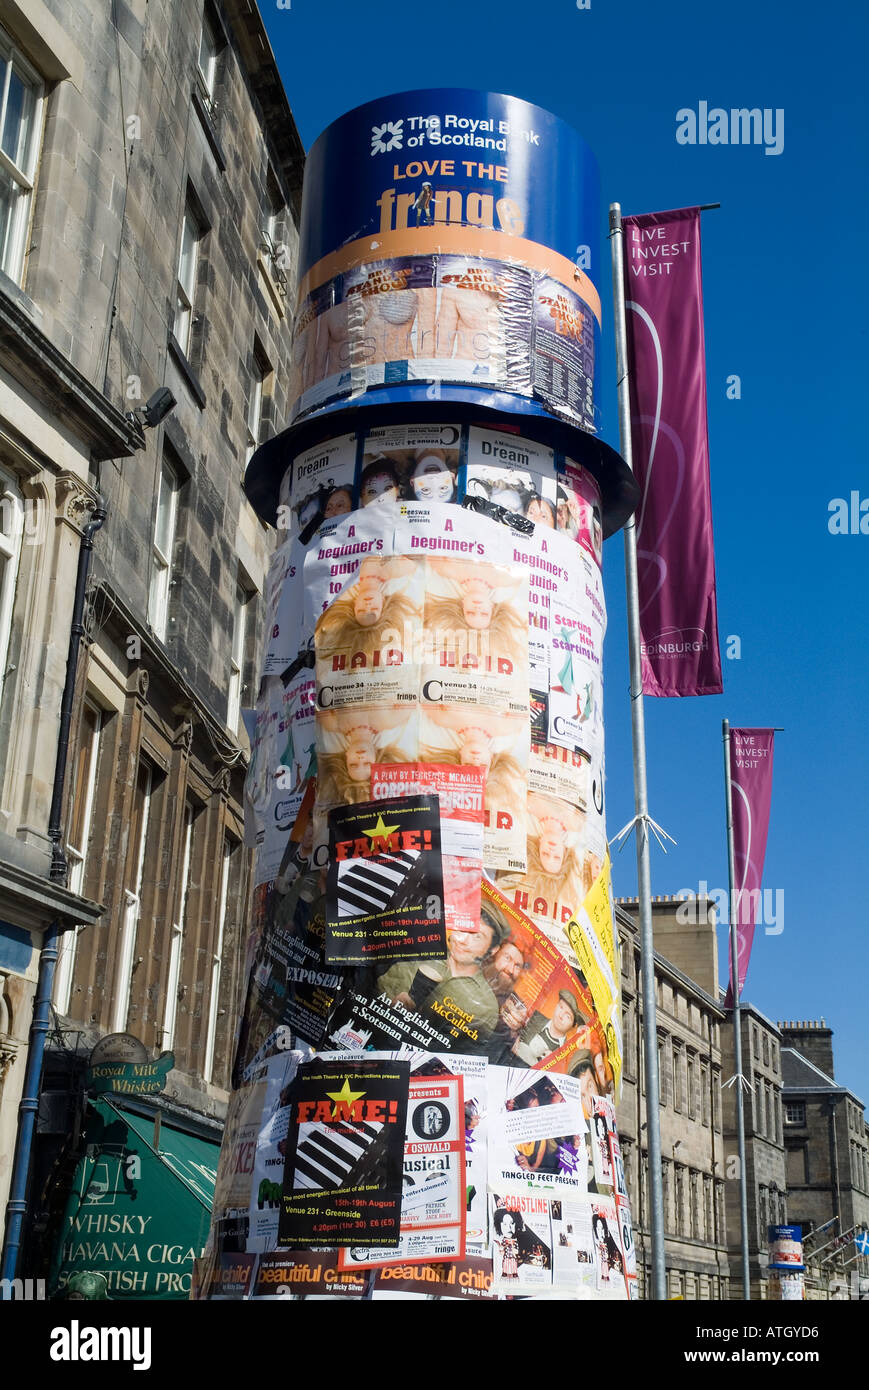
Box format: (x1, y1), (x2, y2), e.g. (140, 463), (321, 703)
(362, 813), (400, 841)
(325, 1077), (366, 1117)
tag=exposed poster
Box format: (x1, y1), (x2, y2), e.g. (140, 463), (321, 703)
(211, 1077), (269, 1246)
(234, 870), (340, 1071)
(212, 1049), (308, 1256)
(490, 1192), (551, 1293)
(546, 621), (603, 763)
(392, 504), (530, 720)
(371, 763), (484, 935)
(550, 1199), (598, 1297)
(616, 1196), (638, 1298)
(279, 1058), (410, 1247)
(244, 681), (281, 852)
(559, 460), (603, 567)
(195, 1253), (257, 1301)
(338, 1073), (466, 1268)
(415, 1053), (489, 1257)
(325, 794), (446, 965)
(528, 740), (590, 806)
(610, 1131), (628, 1202)
(487, 1066), (588, 1196)
(419, 556), (529, 715)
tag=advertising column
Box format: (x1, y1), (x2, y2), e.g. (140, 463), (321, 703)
(196, 89), (640, 1303)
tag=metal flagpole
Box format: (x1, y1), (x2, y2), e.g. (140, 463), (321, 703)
(609, 202), (666, 1302)
(722, 717), (751, 1298)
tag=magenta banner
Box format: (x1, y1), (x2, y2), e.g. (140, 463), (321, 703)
(726, 728), (775, 1004)
(622, 207), (722, 697)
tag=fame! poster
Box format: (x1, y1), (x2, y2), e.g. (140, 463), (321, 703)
(325, 794), (446, 966)
(279, 1059), (410, 1248)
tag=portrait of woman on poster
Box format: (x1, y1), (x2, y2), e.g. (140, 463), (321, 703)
(493, 1207), (524, 1279)
(359, 457), (401, 508)
(556, 486), (580, 539)
(525, 493), (555, 528)
(425, 557), (526, 669)
(592, 1111), (611, 1172)
(314, 555), (421, 662)
(593, 1212), (624, 1285)
(314, 706), (413, 809)
(498, 794), (588, 926)
(323, 484), (354, 519)
(420, 708), (526, 831)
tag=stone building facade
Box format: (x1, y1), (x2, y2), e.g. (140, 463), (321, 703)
(0, 0), (138, 1251)
(720, 1002), (787, 1297)
(779, 1020), (869, 1264)
(0, 0), (304, 1293)
(615, 897), (732, 1300)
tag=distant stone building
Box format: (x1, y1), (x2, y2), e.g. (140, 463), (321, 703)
(0, 0), (304, 1297)
(779, 1019), (869, 1279)
(616, 897), (731, 1299)
(720, 1002), (787, 1297)
(616, 895), (810, 1300)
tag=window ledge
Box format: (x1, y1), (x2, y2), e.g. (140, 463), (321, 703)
(192, 86), (227, 172)
(0, 266), (43, 323)
(167, 332), (206, 409)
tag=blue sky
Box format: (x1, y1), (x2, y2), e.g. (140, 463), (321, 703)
(263, 0), (869, 1101)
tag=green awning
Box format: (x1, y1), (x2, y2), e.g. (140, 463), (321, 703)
(122, 1108), (218, 1209)
(51, 1097), (220, 1301)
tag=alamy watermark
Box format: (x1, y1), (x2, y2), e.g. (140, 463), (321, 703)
(50, 1321), (151, 1371)
(828, 493), (869, 534)
(676, 103), (784, 156)
(676, 881), (784, 935)
(0, 1276), (45, 1300)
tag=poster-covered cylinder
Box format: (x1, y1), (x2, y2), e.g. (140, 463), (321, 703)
(290, 89), (601, 435)
(198, 92), (637, 1303)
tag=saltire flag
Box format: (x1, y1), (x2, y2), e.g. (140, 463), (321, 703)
(622, 207), (722, 696)
(725, 729), (775, 1004)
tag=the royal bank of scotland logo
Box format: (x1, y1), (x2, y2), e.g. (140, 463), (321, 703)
(371, 120), (403, 155)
